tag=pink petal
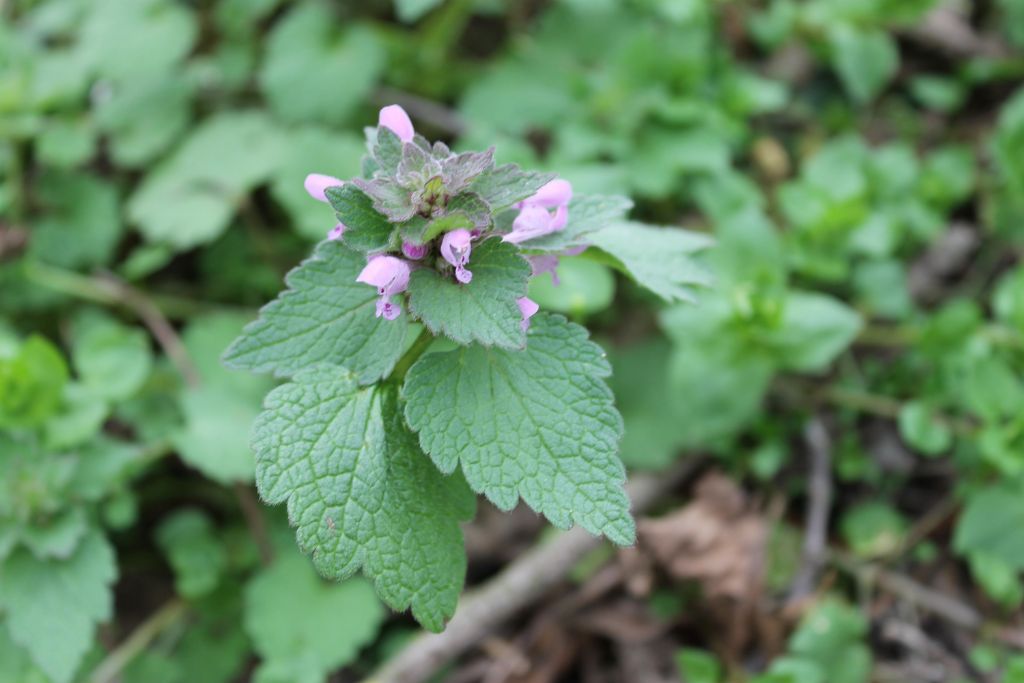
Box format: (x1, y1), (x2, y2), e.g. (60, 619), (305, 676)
(517, 297), (539, 332)
(378, 104), (415, 143)
(503, 206), (555, 244)
(304, 173), (343, 202)
(526, 179), (573, 209)
(528, 254), (560, 285)
(550, 204), (568, 231)
(357, 256), (411, 296)
(440, 229), (473, 267)
(328, 223), (346, 241)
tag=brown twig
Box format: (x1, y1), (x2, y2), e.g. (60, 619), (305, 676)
(95, 272), (201, 388)
(903, 7), (1010, 60)
(831, 551), (1024, 650)
(788, 417), (833, 602)
(366, 456), (708, 683)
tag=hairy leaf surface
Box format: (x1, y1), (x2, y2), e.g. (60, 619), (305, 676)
(223, 241), (408, 382)
(404, 313), (634, 544)
(253, 367), (475, 631)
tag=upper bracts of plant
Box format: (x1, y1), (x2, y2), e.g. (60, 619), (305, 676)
(223, 104), (712, 631)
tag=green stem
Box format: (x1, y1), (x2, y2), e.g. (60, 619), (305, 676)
(388, 328), (435, 384)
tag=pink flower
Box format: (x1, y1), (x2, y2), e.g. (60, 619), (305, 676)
(527, 254), (560, 285)
(504, 179), (572, 244)
(304, 173), (343, 203)
(515, 179), (573, 209)
(502, 204), (569, 244)
(517, 297), (539, 332)
(440, 229), (473, 284)
(379, 104), (415, 143)
(328, 223), (346, 241)
(356, 256), (411, 321)
(401, 241), (429, 260)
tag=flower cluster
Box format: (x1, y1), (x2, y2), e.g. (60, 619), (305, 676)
(303, 104), (577, 332)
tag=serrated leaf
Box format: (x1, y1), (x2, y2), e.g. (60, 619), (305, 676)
(468, 164), (556, 211)
(325, 185), (396, 253)
(407, 237), (530, 348)
(351, 177), (417, 223)
(441, 148), (495, 194)
(372, 126), (403, 178)
(244, 551), (384, 681)
(253, 367), (475, 631)
(223, 241), (409, 383)
(19, 507), (88, 561)
(522, 195), (634, 252)
(588, 222), (714, 303)
(0, 529), (116, 683)
(404, 313), (634, 544)
(397, 141), (442, 187)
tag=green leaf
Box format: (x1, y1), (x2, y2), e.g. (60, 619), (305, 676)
(528, 257), (615, 316)
(156, 509), (228, 599)
(176, 314), (273, 484)
(898, 401), (952, 456)
(407, 237), (530, 348)
(269, 127), (364, 241)
(404, 313), (634, 544)
(395, 0), (445, 22)
(788, 599), (871, 683)
(18, 507), (89, 561)
(253, 368), (475, 631)
(840, 502), (907, 559)
(608, 339), (688, 470)
(224, 240), (409, 383)
(244, 551), (384, 682)
(587, 222), (713, 303)
(94, 76), (194, 167)
(467, 164), (556, 211)
(955, 484), (1024, 571)
(828, 24), (899, 104)
(676, 648), (722, 683)
(72, 313), (153, 402)
(29, 173), (123, 270)
(521, 195), (634, 252)
(0, 530), (116, 683)
(0, 336), (69, 429)
(325, 185), (396, 253)
(128, 111), (286, 250)
(260, 4), (384, 125)
(768, 292), (862, 372)
(78, 0), (197, 82)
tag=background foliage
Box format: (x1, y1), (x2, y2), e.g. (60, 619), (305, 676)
(2, 0), (1024, 681)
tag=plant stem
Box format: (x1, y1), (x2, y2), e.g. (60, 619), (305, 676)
(88, 599), (187, 683)
(388, 328), (435, 385)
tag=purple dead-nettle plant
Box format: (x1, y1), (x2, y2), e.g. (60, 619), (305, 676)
(223, 105), (713, 631)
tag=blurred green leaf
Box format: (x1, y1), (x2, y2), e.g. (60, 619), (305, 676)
(244, 551), (384, 681)
(260, 4), (384, 125)
(156, 509), (228, 599)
